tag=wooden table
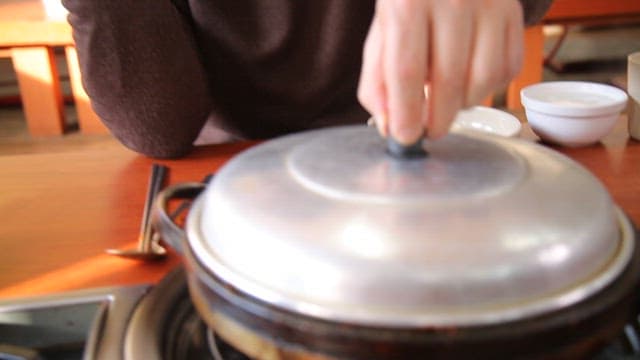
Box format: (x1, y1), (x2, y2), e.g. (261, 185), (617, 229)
(0, 121), (639, 300)
(0, 139), (253, 299)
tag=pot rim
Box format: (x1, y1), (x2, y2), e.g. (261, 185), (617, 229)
(186, 194), (635, 327)
(184, 232), (640, 359)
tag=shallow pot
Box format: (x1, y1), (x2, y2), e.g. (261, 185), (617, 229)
(153, 125), (640, 359)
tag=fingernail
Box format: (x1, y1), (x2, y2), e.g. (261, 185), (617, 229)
(376, 113), (389, 137)
(393, 125), (423, 145)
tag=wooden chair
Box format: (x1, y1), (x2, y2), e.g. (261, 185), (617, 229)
(0, 0), (106, 136)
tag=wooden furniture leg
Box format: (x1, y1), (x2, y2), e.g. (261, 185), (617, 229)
(507, 25), (545, 110)
(65, 46), (107, 134)
(11, 46), (66, 136)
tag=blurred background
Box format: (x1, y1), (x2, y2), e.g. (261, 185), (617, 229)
(1, 0), (639, 154)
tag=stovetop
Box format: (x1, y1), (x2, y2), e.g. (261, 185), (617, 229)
(0, 283), (149, 360)
(1, 267), (639, 360)
(0, 267), (247, 360)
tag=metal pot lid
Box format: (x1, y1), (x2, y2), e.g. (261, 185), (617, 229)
(186, 125), (633, 327)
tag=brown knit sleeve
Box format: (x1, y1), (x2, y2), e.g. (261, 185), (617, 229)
(519, 0), (554, 26)
(62, 0), (212, 158)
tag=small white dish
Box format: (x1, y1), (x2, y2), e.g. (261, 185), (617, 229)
(451, 106), (522, 138)
(521, 81), (627, 147)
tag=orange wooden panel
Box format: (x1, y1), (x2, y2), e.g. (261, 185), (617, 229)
(11, 46), (66, 136)
(507, 25), (544, 110)
(65, 46), (109, 134)
(545, 0), (640, 21)
(0, 21), (72, 47)
(0, 0), (46, 21)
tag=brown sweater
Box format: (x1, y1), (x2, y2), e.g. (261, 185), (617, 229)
(62, 0), (553, 158)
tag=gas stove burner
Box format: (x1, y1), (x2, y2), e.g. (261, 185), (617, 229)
(159, 281), (248, 360)
(2, 266), (640, 359)
(206, 326), (252, 360)
(124, 267), (249, 360)
(207, 327), (225, 360)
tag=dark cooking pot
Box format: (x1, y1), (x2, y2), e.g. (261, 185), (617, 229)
(153, 125), (640, 359)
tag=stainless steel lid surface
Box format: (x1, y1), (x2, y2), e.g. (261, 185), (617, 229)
(185, 125), (633, 327)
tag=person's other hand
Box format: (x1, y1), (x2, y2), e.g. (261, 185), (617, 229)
(357, 0), (524, 144)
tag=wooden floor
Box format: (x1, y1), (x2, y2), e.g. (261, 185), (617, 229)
(0, 23), (638, 156)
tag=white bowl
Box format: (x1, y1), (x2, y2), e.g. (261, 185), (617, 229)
(451, 106), (522, 138)
(521, 81), (628, 147)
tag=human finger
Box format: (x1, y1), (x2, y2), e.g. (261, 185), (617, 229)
(381, 0), (428, 145)
(465, 1), (524, 108)
(428, 2), (473, 139)
(358, 17), (389, 137)
(505, 2), (525, 81)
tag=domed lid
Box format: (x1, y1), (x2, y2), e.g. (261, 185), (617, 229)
(186, 125), (631, 327)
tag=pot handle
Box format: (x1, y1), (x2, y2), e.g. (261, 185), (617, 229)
(152, 182), (206, 255)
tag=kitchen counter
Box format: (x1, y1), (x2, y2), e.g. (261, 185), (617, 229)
(0, 119), (639, 299)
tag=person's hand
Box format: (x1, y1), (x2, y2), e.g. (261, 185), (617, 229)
(357, 0), (524, 144)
